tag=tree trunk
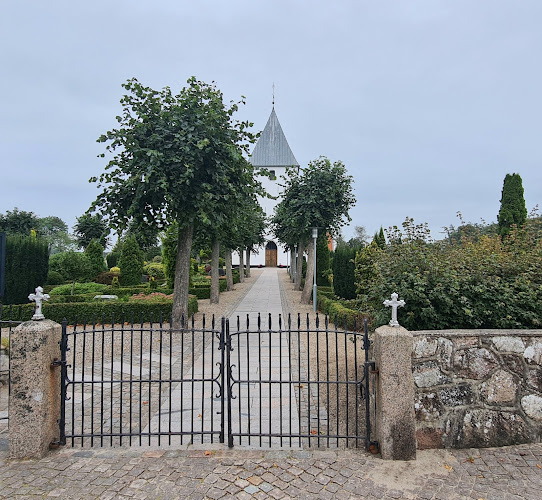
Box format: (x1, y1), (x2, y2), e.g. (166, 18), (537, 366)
(301, 239), (314, 304)
(295, 241), (305, 291)
(245, 248), (251, 278)
(225, 248), (233, 291)
(172, 222), (194, 328)
(290, 248), (295, 281)
(210, 237), (220, 304)
(238, 249), (245, 283)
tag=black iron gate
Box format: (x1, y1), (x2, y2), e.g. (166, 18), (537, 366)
(59, 313), (376, 450)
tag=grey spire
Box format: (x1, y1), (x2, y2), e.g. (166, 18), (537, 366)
(250, 108), (299, 167)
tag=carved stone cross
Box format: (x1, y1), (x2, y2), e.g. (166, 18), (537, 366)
(383, 292), (405, 327)
(28, 286), (50, 321)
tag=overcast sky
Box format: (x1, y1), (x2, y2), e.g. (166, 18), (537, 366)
(1, 1), (541, 243)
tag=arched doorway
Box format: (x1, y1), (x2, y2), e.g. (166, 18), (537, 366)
(265, 241), (277, 267)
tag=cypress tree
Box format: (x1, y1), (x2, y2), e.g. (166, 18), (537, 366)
(498, 173), (527, 237)
(118, 235), (143, 286)
(332, 245), (357, 299)
(85, 239), (106, 279)
(3, 234), (49, 304)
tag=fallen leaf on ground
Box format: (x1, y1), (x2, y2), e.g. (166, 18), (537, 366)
(444, 464), (453, 471)
(142, 401), (148, 405)
(204, 451), (212, 456)
(537, 464), (541, 469)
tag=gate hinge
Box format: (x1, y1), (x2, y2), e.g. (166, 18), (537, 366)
(365, 361), (378, 374)
(51, 358), (67, 368)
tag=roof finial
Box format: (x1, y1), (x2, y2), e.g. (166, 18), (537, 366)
(272, 83), (275, 108)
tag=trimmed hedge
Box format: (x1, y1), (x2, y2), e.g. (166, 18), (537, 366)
(317, 292), (367, 331)
(8, 295), (198, 324)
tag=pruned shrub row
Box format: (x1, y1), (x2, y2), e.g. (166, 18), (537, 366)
(8, 296), (198, 324)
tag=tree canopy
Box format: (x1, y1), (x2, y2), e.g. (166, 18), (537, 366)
(498, 173), (527, 237)
(91, 77), (258, 322)
(272, 157), (355, 303)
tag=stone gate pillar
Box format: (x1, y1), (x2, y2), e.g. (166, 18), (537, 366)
(374, 324), (416, 460)
(9, 319), (61, 459)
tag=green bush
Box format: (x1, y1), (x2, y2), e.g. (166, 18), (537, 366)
(143, 262), (165, 280)
(46, 270), (65, 285)
(85, 239), (106, 279)
(356, 217), (542, 330)
(49, 251), (93, 283)
(2, 234), (49, 305)
(118, 236), (144, 286)
(106, 251), (119, 268)
(317, 292), (366, 331)
(9, 295), (198, 324)
(332, 245), (358, 299)
(95, 271), (117, 285)
(49, 282), (108, 296)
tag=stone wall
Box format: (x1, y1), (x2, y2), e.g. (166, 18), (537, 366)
(411, 330), (542, 449)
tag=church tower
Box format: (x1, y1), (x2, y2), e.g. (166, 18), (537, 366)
(250, 106), (299, 267)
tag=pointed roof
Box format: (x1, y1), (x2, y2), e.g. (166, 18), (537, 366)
(250, 108), (299, 167)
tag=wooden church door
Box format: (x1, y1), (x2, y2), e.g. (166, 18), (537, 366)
(265, 241), (277, 267)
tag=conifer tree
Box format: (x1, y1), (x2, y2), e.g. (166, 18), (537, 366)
(118, 236), (143, 286)
(85, 239), (106, 279)
(498, 173), (527, 237)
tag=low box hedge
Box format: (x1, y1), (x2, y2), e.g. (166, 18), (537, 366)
(8, 295), (198, 324)
(317, 292), (367, 331)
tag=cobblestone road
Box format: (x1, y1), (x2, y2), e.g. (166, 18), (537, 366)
(0, 443), (541, 499)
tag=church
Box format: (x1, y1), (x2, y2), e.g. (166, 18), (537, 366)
(246, 105), (299, 267)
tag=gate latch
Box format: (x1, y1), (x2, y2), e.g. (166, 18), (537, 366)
(50, 358), (67, 369)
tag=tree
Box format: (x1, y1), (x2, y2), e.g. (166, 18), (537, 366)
(38, 216), (76, 254)
(49, 251), (93, 290)
(118, 236), (143, 286)
(74, 213), (110, 249)
(333, 244), (358, 299)
(85, 239), (106, 279)
(498, 173), (527, 237)
(272, 157), (355, 304)
(0, 208), (39, 235)
(2, 234), (49, 304)
(347, 225), (368, 247)
(372, 227), (386, 249)
(91, 77), (257, 323)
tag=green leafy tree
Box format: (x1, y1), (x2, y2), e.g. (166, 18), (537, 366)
(498, 173), (527, 237)
(0, 208), (39, 235)
(85, 239), (106, 279)
(74, 213), (110, 249)
(91, 77), (256, 323)
(118, 235), (143, 286)
(372, 227), (386, 249)
(49, 251), (93, 285)
(272, 157), (355, 304)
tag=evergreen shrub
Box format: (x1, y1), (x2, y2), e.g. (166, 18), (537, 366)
(8, 296), (198, 324)
(332, 245), (358, 299)
(118, 236), (143, 286)
(46, 270), (65, 285)
(3, 234), (49, 305)
(85, 239), (106, 279)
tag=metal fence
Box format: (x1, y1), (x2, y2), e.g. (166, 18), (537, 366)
(58, 313), (376, 450)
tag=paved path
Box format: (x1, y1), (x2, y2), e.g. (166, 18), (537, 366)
(0, 443), (541, 498)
